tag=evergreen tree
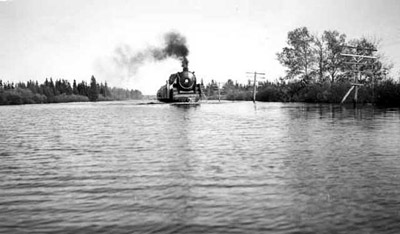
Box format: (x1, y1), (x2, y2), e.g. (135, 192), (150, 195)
(49, 78), (56, 95)
(73, 79), (78, 94)
(104, 82), (110, 97)
(89, 75), (99, 101)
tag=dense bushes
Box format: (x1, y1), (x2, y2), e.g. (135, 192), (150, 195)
(0, 88), (88, 105)
(0, 76), (143, 105)
(255, 80), (399, 106)
(375, 80), (400, 106)
(202, 78), (400, 106)
(0, 89), (45, 105)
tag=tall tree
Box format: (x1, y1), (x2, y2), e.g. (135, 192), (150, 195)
(72, 79), (78, 94)
(323, 30), (347, 83)
(89, 75), (99, 101)
(104, 81), (110, 97)
(277, 27), (316, 81)
(313, 34), (327, 82)
(49, 78), (56, 95)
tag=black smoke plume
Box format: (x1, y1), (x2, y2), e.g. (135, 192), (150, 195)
(113, 31), (189, 75)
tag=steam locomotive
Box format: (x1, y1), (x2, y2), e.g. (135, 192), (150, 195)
(157, 64), (202, 103)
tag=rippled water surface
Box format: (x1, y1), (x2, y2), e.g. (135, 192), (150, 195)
(1, 101), (400, 233)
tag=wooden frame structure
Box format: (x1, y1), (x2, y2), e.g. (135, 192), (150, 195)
(340, 46), (377, 106)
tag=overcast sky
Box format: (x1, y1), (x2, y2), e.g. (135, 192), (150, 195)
(1, 0), (400, 94)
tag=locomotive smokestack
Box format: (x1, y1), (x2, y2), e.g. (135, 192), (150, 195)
(182, 57), (189, 71)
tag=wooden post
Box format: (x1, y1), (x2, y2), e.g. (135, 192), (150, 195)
(246, 71), (265, 103)
(372, 73), (375, 104)
(353, 70), (360, 107)
(253, 72), (257, 103)
(341, 86), (355, 104)
(166, 80), (169, 98)
(218, 82), (221, 102)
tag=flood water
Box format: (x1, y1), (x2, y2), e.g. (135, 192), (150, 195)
(1, 101), (400, 233)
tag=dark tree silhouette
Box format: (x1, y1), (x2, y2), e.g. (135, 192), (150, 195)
(89, 75), (99, 101)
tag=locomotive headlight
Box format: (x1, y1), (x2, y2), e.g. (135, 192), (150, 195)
(177, 71), (195, 90)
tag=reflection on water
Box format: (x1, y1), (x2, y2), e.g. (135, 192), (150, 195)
(1, 101), (400, 233)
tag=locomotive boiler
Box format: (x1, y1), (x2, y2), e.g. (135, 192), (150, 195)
(157, 63), (202, 103)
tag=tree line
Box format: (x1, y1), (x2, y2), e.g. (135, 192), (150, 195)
(276, 27), (390, 84)
(203, 79), (253, 101)
(203, 77), (399, 107)
(0, 76), (142, 105)
(203, 26), (400, 106)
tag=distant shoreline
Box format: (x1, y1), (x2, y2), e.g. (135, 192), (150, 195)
(0, 76), (143, 105)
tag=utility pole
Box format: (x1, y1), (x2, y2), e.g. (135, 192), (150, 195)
(166, 80), (170, 99)
(340, 46), (377, 107)
(246, 71), (265, 103)
(217, 82), (221, 102)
